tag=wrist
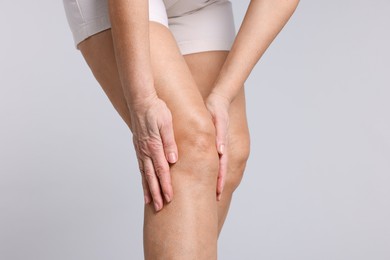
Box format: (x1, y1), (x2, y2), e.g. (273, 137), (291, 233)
(127, 88), (159, 113)
(121, 70), (155, 101)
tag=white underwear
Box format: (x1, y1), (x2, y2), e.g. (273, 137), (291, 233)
(62, 0), (236, 55)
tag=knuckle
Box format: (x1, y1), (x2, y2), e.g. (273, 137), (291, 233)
(163, 110), (173, 122)
(154, 164), (168, 178)
(150, 189), (161, 198)
(146, 139), (162, 151)
(136, 140), (149, 155)
(163, 142), (175, 151)
(143, 168), (155, 179)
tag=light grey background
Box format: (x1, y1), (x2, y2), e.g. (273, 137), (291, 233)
(1, 1), (389, 259)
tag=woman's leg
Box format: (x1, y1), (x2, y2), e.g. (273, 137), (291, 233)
(183, 51), (251, 236)
(79, 22), (221, 259)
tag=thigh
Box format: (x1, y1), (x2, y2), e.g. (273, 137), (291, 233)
(78, 22), (214, 134)
(183, 51), (250, 151)
(166, 0), (250, 151)
(78, 28), (132, 128)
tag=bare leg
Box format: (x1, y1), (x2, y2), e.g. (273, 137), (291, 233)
(183, 52), (251, 236)
(79, 22), (221, 259)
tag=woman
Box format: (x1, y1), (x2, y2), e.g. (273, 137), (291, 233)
(62, 0), (299, 258)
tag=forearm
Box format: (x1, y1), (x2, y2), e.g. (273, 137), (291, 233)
(211, 0), (300, 103)
(108, 0), (156, 107)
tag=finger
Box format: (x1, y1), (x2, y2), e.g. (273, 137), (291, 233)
(217, 145), (228, 201)
(133, 136), (152, 204)
(159, 113), (178, 164)
(149, 144), (173, 204)
(141, 173), (152, 204)
(214, 117), (229, 155)
(143, 156), (164, 212)
(138, 156), (152, 204)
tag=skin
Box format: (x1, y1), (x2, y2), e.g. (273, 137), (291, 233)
(77, 0), (300, 258)
(107, 0), (179, 210)
(212, 0), (301, 102)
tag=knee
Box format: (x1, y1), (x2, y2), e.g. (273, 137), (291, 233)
(174, 112), (219, 179)
(224, 133), (251, 193)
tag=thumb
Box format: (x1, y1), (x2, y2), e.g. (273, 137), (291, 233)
(160, 117), (178, 164)
(214, 116), (228, 155)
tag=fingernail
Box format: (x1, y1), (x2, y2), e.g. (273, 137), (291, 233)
(164, 193), (171, 203)
(144, 195), (151, 204)
(154, 201), (160, 211)
(168, 152), (177, 163)
(219, 144), (224, 154)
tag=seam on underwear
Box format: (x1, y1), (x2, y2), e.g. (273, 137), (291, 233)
(75, 0), (86, 23)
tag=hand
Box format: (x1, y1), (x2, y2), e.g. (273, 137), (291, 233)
(205, 90), (231, 201)
(129, 93), (178, 212)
